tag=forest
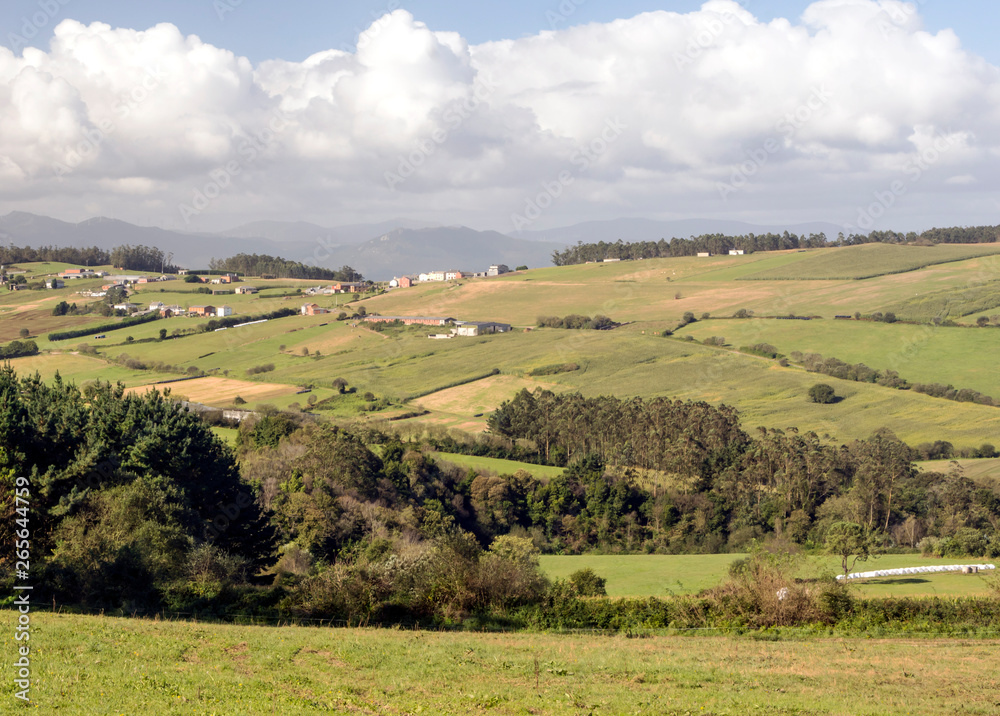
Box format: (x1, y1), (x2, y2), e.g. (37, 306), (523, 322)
(208, 253), (364, 282)
(2, 369), (999, 625)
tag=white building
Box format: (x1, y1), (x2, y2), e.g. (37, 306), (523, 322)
(487, 264), (510, 277)
(216, 305), (234, 317)
(729, 249), (745, 255)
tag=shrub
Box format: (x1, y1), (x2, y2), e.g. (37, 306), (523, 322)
(567, 568), (607, 597)
(808, 383), (837, 404)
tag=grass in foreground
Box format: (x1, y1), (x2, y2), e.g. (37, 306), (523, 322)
(8, 612), (1000, 715)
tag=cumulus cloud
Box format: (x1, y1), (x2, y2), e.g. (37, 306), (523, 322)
(0, 1), (998, 233)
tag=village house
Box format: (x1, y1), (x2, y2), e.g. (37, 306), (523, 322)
(149, 301), (166, 312)
(216, 305), (233, 317)
(418, 271), (446, 282)
(389, 276), (414, 288)
(301, 303), (330, 316)
(161, 305), (185, 316)
(331, 282), (366, 293)
(487, 264), (510, 277)
(188, 305), (216, 317)
(112, 303), (140, 312)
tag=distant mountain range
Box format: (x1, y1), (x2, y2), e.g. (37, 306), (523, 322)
(0, 211), (848, 281)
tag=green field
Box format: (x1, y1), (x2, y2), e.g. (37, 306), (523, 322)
(9, 612), (1000, 715)
(431, 452), (566, 480)
(674, 318), (1000, 398)
(740, 243), (1000, 280)
(539, 554), (998, 598)
(917, 457), (1000, 485)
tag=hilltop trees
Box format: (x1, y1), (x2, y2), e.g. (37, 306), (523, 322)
(208, 253), (364, 282)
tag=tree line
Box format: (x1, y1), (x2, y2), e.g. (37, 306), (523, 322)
(550, 225), (1000, 265)
(208, 253), (364, 282)
(0, 245), (110, 266)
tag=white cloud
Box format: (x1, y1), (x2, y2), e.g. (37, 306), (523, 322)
(1, 1), (999, 233)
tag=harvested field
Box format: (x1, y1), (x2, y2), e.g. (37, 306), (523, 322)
(125, 376), (304, 406)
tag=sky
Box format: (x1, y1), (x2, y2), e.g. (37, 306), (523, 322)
(1, 0), (999, 235)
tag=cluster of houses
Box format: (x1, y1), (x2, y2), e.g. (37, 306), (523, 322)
(145, 301), (233, 318)
(388, 264), (510, 289)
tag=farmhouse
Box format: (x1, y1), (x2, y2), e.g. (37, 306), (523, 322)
(331, 282), (366, 293)
(149, 301), (165, 312)
(112, 303), (140, 312)
(487, 264), (510, 277)
(301, 303), (330, 316)
(454, 321), (512, 337)
(216, 305), (234, 317)
(188, 305), (216, 317)
(418, 271), (445, 282)
(161, 305), (185, 316)
(389, 276), (414, 288)
(219, 273), (239, 284)
(235, 286), (258, 294)
(363, 315), (454, 326)
(46, 278), (65, 289)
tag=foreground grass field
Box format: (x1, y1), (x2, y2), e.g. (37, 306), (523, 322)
(7, 612), (1000, 715)
(538, 555), (999, 598)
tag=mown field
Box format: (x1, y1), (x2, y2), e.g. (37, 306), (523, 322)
(538, 555), (999, 598)
(7, 612), (1000, 715)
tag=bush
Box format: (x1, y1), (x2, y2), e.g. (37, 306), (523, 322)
(567, 568), (607, 597)
(808, 383), (837, 404)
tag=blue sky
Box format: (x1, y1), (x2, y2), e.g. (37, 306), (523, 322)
(5, 1), (1000, 65)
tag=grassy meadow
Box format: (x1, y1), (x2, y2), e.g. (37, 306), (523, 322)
(538, 554), (999, 598)
(673, 318), (1000, 398)
(739, 243), (1000, 280)
(6, 611), (1000, 715)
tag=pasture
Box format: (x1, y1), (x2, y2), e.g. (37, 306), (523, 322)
(739, 243), (1000, 280)
(674, 318), (1000, 398)
(11, 612), (1000, 715)
(538, 554), (999, 598)
(430, 452), (566, 480)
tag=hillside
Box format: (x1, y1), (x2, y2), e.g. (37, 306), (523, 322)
(6, 243), (1000, 449)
